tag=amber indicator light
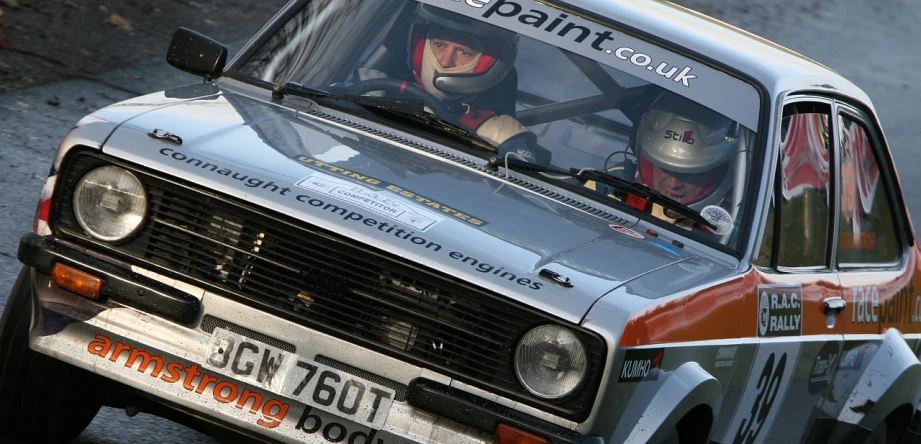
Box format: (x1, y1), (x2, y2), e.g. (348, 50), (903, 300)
(51, 263), (103, 300)
(495, 424), (548, 444)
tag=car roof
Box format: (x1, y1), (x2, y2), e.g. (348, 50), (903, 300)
(561, 0), (874, 108)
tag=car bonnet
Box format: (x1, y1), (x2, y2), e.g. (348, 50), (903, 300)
(97, 86), (704, 324)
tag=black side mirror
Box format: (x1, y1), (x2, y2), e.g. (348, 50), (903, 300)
(166, 27), (228, 80)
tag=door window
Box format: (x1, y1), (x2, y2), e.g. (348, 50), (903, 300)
(775, 103), (832, 269)
(836, 114), (899, 265)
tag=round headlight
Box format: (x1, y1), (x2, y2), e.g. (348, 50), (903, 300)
(514, 324), (588, 399)
(73, 166), (148, 241)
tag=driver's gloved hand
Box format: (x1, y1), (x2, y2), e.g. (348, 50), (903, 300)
(496, 132), (551, 167)
(327, 67), (390, 96)
(440, 100), (468, 118)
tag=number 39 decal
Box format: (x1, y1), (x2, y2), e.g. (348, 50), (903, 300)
(723, 343), (800, 444)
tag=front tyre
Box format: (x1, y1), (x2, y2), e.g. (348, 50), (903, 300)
(0, 266), (104, 443)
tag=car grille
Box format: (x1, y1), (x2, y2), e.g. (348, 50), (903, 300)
(53, 151), (605, 420)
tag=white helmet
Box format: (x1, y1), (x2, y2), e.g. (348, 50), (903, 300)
(408, 5), (518, 100)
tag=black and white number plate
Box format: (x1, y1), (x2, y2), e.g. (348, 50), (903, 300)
(203, 328), (395, 429)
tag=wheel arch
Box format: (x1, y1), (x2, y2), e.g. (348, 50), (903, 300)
(836, 329), (921, 440)
(622, 361), (721, 444)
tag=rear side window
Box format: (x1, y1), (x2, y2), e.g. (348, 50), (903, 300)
(836, 114), (899, 265)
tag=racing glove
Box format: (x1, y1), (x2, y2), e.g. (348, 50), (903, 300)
(327, 67), (389, 96)
(496, 132), (551, 167)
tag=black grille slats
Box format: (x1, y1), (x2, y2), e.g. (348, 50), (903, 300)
(53, 152), (605, 420)
(141, 181), (526, 382)
(150, 187), (521, 381)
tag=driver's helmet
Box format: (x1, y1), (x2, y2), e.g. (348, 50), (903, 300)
(408, 4), (518, 101)
(635, 92), (740, 211)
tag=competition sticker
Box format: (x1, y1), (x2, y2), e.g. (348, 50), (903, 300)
(701, 205), (733, 235)
(608, 224), (646, 240)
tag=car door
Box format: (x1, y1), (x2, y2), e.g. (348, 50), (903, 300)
(828, 102), (919, 435)
(721, 98), (846, 444)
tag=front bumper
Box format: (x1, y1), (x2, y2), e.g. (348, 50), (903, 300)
(17, 232), (586, 443)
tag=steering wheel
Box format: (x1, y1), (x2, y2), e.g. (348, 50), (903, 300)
(347, 77), (452, 118)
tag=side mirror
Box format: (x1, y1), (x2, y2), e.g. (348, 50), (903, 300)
(166, 27), (228, 80)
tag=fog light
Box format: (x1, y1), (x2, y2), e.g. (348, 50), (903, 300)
(51, 263), (103, 300)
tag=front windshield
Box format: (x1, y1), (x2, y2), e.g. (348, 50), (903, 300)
(231, 0), (762, 252)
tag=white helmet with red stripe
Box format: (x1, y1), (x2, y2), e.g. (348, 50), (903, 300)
(408, 4), (518, 100)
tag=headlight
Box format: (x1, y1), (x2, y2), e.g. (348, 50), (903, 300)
(73, 165), (147, 241)
(514, 324), (587, 399)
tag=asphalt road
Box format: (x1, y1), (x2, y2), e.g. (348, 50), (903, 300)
(1, 1), (920, 442)
(0, 38), (230, 444)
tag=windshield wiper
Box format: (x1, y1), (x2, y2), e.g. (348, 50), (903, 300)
(277, 82), (422, 113)
(276, 82), (495, 151)
(496, 158), (716, 230)
(570, 169), (716, 230)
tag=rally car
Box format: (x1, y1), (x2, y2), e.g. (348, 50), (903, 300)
(2, 0), (921, 443)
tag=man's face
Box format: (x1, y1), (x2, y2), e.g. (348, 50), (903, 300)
(649, 163), (713, 204)
(428, 27), (485, 69)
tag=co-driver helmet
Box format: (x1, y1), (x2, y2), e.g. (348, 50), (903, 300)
(635, 92), (740, 211)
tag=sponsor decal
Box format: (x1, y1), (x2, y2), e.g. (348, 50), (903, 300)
(452, 0), (491, 7)
(723, 342), (800, 444)
(452, 0), (698, 87)
(296, 174), (442, 231)
(295, 407), (386, 444)
(86, 334), (393, 442)
(850, 284), (921, 326)
(757, 285), (802, 337)
(618, 348), (664, 382)
(87, 334), (291, 429)
(608, 223), (645, 240)
(700, 205), (733, 236)
(294, 155), (487, 227)
(714, 346), (737, 369)
(448, 251), (543, 289)
(664, 130), (695, 144)
(872, 282), (920, 324)
(425, 0), (763, 131)
(808, 341), (840, 395)
(839, 343), (873, 371)
(851, 285), (880, 324)
(155, 148), (543, 291)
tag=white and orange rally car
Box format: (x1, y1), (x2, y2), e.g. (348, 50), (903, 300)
(2, 0), (920, 443)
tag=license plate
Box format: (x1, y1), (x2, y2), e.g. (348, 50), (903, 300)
(203, 328), (395, 429)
